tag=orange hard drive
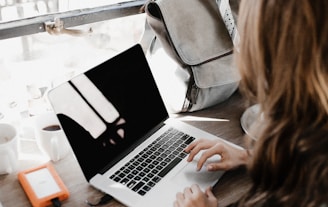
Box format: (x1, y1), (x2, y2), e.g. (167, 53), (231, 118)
(18, 163), (69, 207)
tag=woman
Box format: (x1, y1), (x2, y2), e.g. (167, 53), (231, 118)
(174, 0), (328, 206)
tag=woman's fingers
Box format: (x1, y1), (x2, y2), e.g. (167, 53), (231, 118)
(206, 162), (230, 171)
(190, 184), (202, 194)
(174, 185), (218, 207)
(205, 187), (215, 198)
(184, 140), (197, 152)
(196, 143), (224, 170)
(205, 187), (217, 204)
(185, 139), (217, 162)
(175, 192), (184, 207)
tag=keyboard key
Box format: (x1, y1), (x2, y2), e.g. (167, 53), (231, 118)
(156, 165), (163, 170)
(118, 173), (125, 178)
(144, 168), (150, 173)
(113, 177), (121, 182)
(152, 176), (161, 183)
(142, 177), (150, 182)
(152, 160), (159, 165)
(132, 182), (145, 192)
(178, 152), (188, 159)
(151, 169), (159, 174)
(142, 185), (151, 192)
(147, 173), (155, 178)
(160, 161), (167, 166)
(120, 178), (129, 185)
(136, 166), (143, 171)
(181, 134), (189, 140)
(185, 136), (195, 144)
(158, 157), (182, 177)
(127, 180), (137, 189)
(148, 181), (155, 187)
(138, 172), (146, 177)
(138, 190), (147, 196)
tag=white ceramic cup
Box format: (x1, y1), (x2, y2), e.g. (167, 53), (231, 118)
(0, 123), (18, 174)
(34, 112), (70, 162)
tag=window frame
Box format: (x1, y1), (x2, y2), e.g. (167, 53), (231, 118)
(0, 0), (147, 40)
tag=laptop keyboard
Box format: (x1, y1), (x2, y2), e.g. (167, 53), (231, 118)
(109, 128), (195, 196)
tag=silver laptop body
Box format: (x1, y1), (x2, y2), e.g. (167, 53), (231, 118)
(48, 44), (241, 207)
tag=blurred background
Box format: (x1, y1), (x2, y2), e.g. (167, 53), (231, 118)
(0, 0), (147, 161)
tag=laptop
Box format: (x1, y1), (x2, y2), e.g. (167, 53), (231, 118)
(47, 44), (241, 207)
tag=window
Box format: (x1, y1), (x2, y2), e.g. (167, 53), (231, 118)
(0, 0), (150, 158)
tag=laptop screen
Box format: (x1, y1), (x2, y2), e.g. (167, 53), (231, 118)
(48, 44), (169, 181)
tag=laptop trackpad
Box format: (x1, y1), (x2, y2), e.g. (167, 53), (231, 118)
(171, 155), (224, 190)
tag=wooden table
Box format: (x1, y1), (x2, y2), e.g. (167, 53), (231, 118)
(0, 91), (252, 207)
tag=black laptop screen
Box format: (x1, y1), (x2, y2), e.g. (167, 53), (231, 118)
(48, 44), (169, 181)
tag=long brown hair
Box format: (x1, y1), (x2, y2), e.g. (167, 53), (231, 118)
(236, 0), (328, 206)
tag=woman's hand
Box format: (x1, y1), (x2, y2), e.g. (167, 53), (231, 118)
(185, 138), (249, 171)
(174, 184), (217, 207)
